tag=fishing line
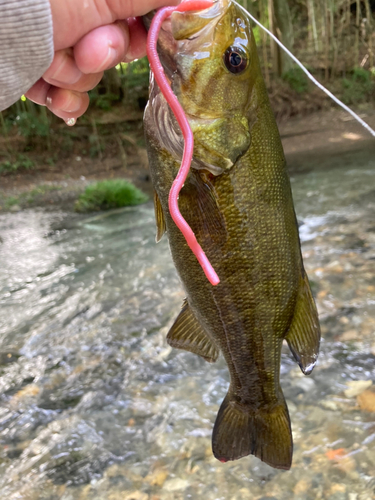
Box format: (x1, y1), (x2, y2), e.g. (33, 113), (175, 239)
(246, 12), (375, 138)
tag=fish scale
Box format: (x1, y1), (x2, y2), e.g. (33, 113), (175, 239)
(144, 0), (320, 470)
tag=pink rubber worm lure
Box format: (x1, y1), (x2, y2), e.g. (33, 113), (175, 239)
(146, 0), (220, 286)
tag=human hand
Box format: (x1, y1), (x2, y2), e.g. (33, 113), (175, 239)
(25, 0), (179, 124)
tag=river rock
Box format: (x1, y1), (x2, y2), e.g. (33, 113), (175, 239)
(122, 492), (149, 500)
(145, 468), (168, 487)
(162, 479), (189, 492)
(338, 330), (359, 342)
(293, 479), (311, 495)
(357, 390), (375, 412)
(293, 377), (316, 392)
(344, 380), (372, 398)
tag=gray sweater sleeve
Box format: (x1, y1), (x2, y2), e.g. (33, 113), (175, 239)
(0, 0), (53, 111)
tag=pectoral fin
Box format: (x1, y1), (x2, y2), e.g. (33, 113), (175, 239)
(180, 171), (227, 246)
(167, 300), (219, 363)
(153, 190), (166, 242)
(286, 272), (321, 375)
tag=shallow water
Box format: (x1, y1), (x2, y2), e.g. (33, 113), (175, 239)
(0, 149), (374, 500)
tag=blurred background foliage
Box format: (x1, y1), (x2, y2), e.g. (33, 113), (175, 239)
(0, 0), (374, 172)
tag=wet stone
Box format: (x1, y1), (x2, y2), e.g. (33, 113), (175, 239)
(0, 350), (20, 365)
(292, 376), (316, 393)
(344, 380), (372, 398)
(327, 494), (348, 500)
(293, 478), (311, 495)
(122, 492), (149, 500)
(144, 468), (168, 487)
(162, 478), (189, 492)
(229, 488), (253, 500)
(357, 390), (375, 412)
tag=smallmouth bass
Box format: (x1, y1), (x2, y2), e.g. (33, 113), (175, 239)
(143, 0), (321, 470)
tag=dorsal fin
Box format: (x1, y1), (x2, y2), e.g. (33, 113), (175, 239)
(167, 299), (219, 363)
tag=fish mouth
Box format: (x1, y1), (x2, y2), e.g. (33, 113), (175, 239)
(143, 13), (178, 80)
(143, 0), (236, 176)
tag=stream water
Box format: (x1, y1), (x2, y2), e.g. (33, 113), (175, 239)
(0, 146), (374, 500)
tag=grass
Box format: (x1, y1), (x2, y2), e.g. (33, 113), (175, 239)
(24, 185), (61, 204)
(2, 196), (19, 210)
(282, 67), (310, 94)
(0, 154), (35, 174)
(74, 179), (148, 212)
(0, 185), (61, 211)
(341, 67), (375, 105)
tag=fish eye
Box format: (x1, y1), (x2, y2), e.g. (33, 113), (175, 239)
(223, 46), (248, 74)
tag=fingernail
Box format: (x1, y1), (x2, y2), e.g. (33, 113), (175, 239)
(97, 47), (118, 72)
(61, 92), (81, 113)
(123, 50), (134, 63)
(50, 59), (82, 85)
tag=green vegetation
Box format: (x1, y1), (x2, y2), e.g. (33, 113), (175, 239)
(119, 59), (150, 92)
(0, 185), (62, 211)
(341, 68), (375, 105)
(75, 179), (148, 212)
(25, 185), (61, 204)
(282, 67), (310, 94)
(2, 196), (19, 210)
(0, 154), (35, 174)
(2, 95), (50, 139)
(13, 109), (50, 138)
(88, 59), (150, 110)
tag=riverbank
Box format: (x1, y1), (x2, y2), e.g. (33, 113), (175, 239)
(0, 105), (374, 213)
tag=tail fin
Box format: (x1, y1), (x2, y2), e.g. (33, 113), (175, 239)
(212, 393), (292, 470)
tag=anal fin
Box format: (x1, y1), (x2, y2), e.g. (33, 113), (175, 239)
(167, 300), (219, 363)
(153, 190), (166, 243)
(286, 272), (321, 375)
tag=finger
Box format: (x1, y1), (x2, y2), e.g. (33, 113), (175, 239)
(25, 78), (51, 105)
(107, 0), (180, 20)
(74, 21), (129, 74)
(46, 87), (89, 121)
(51, 0), (180, 51)
(43, 49), (83, 86)
(123, 17), (147, 62)
(44, 70), (103, 93)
